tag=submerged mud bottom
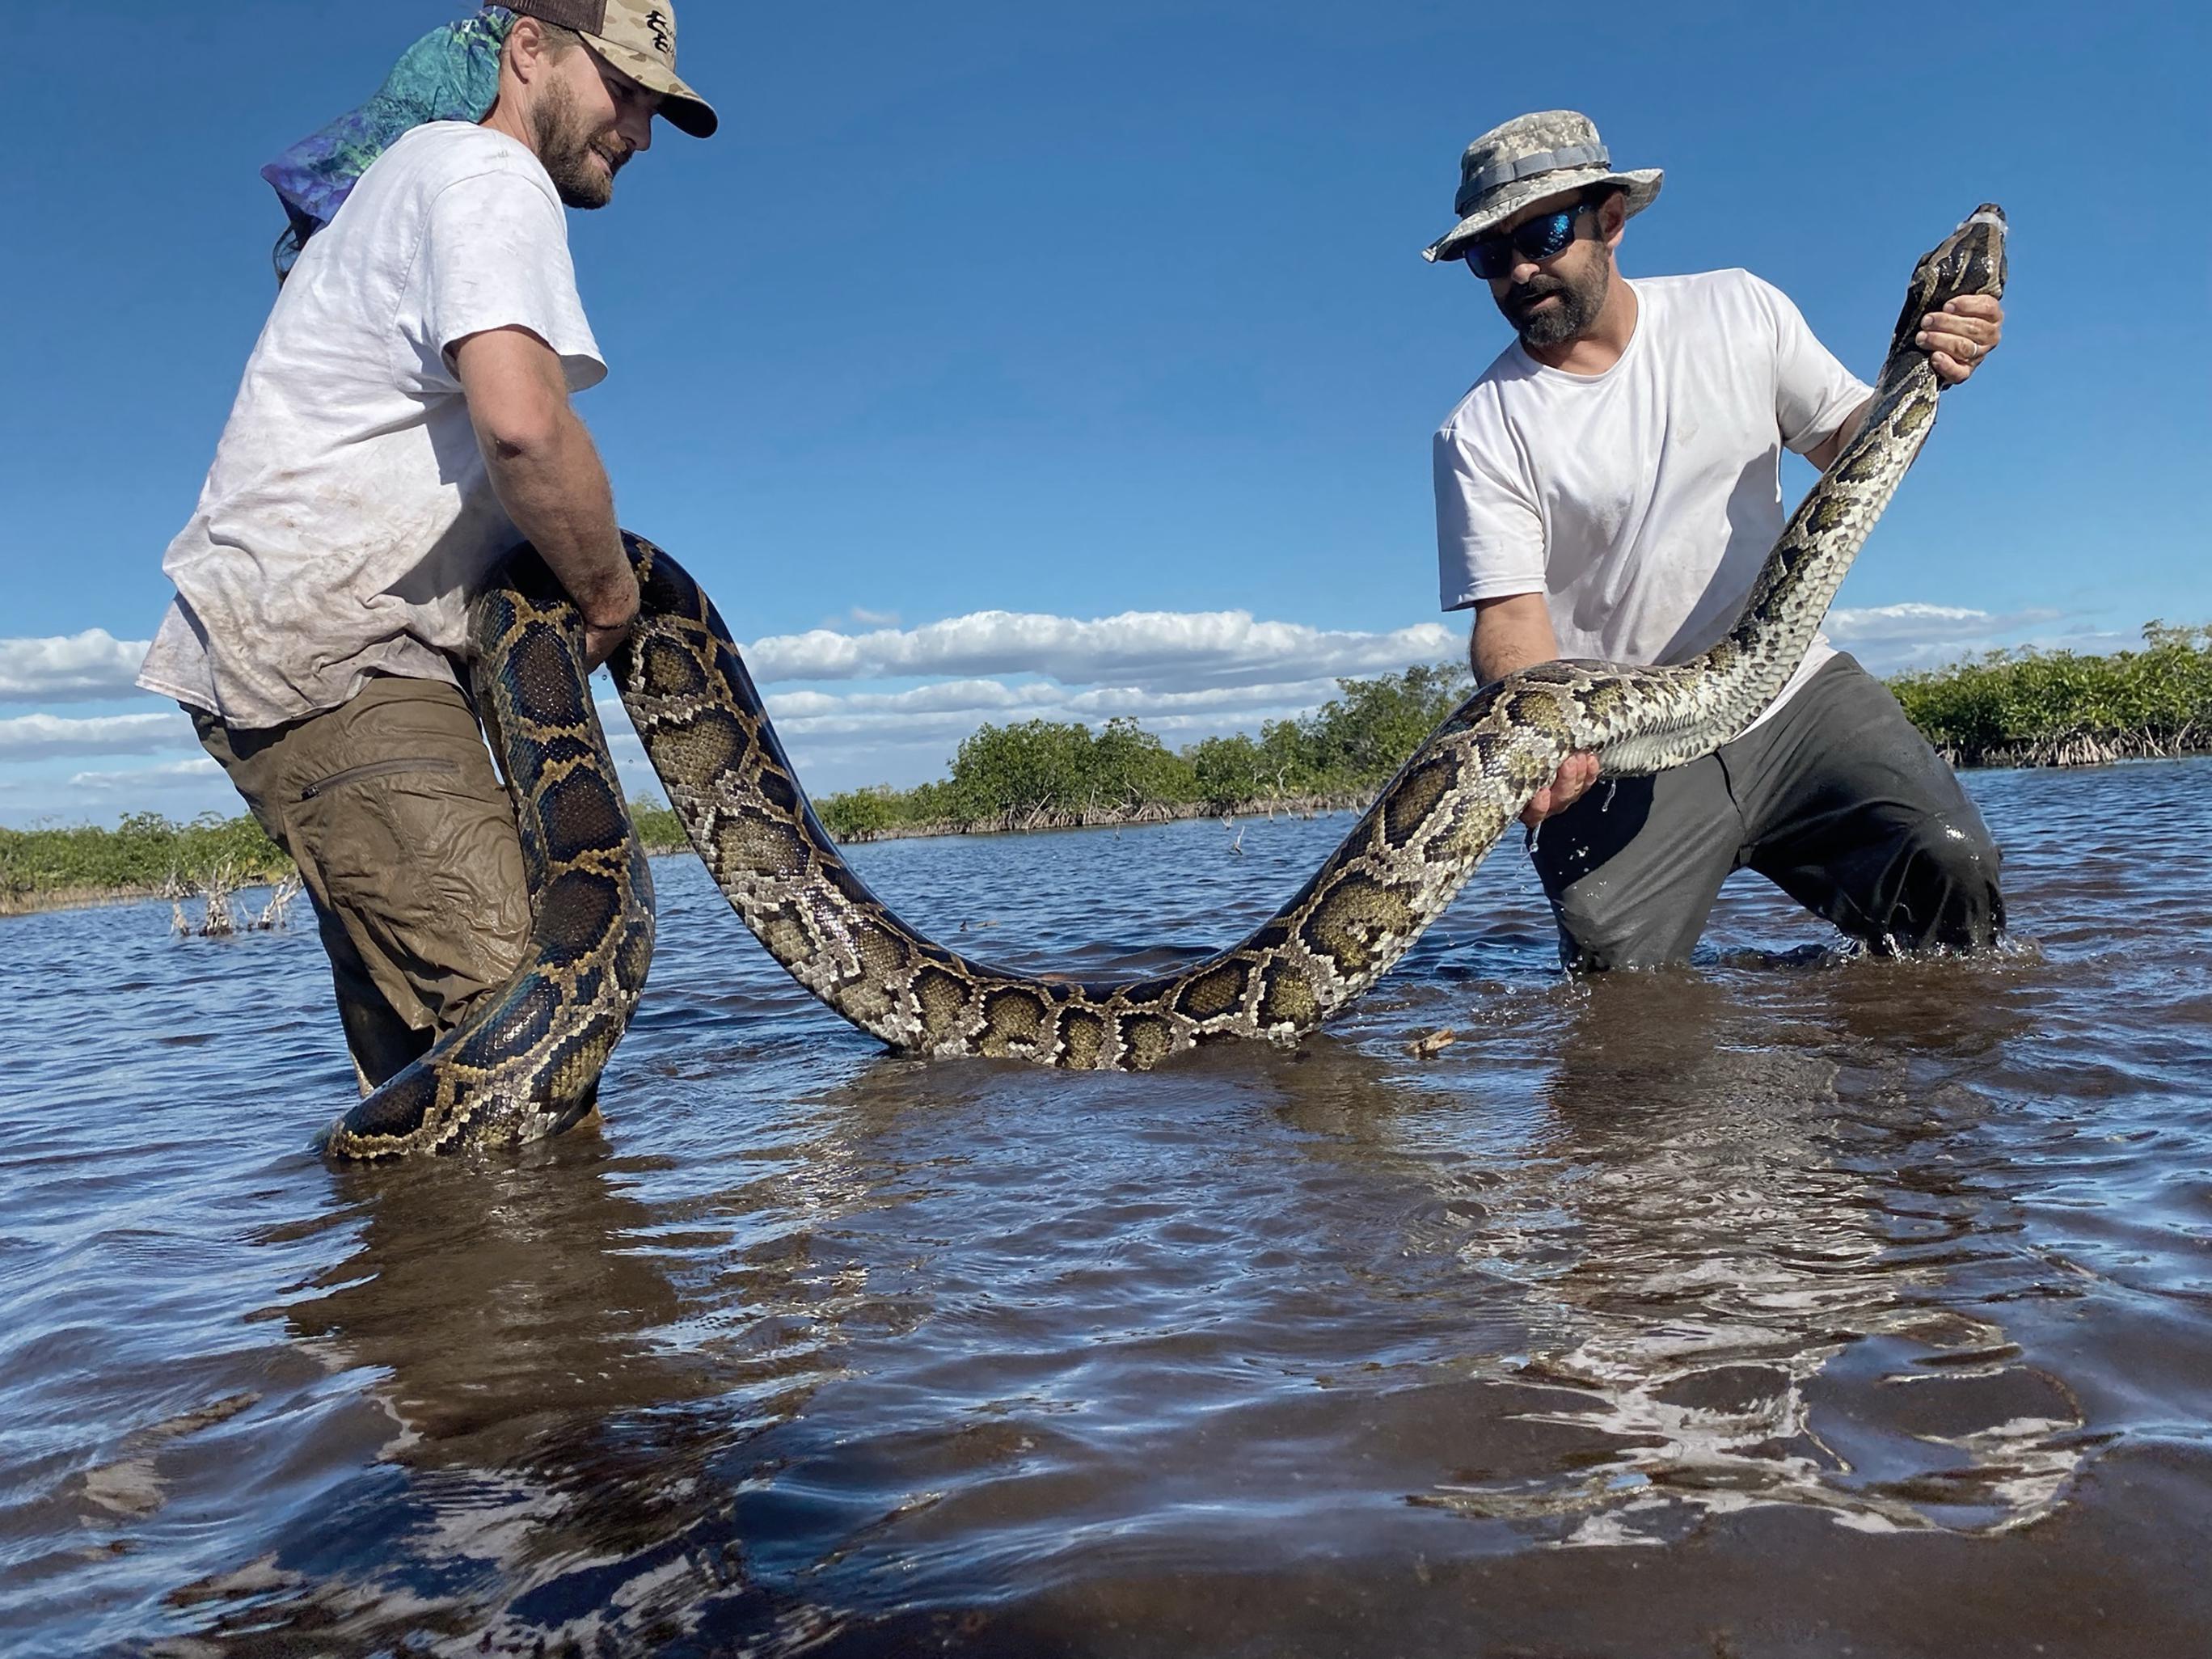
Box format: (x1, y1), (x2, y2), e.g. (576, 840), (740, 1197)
(3, 761), (2210, 1656)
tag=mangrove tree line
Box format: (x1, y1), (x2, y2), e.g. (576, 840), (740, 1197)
(6, 627), (2207, 906)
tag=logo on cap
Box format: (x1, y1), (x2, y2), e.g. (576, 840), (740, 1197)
(645, 9), (673, 58)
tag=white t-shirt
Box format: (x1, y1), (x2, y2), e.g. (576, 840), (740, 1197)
(138, 122), (606, 728)
(1433, 269), (1872, 727)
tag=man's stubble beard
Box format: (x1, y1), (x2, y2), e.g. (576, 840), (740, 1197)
(534, 74), (624, 210)
(1502, 254), (1610, 349)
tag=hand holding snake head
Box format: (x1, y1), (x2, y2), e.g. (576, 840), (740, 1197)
(1898, 202), (2007, 386)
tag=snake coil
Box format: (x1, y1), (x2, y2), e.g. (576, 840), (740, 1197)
(326, 204), (2007, 1158)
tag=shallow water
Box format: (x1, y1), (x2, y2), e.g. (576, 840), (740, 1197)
(2, 760), (2210, 1657)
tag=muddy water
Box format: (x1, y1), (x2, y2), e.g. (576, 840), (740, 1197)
(2, 761), (2209, 1657)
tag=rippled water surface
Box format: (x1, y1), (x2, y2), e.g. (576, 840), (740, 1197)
(4, 761), (2210, 1657)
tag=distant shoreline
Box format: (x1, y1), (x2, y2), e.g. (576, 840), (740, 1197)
(0, 797), (1357, 921)
(13, 631), (2206, 919)
(817, 792), (1364, 845)
(7, 755), (2206, 923)
(812, 745), (2212, 846)
(1931, 737), (2210, 770)
(0, 883), (173, 921)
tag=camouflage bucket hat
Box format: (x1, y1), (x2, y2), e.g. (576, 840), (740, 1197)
(508, 0), (718, 137)
(1420, 110), (1660, 264)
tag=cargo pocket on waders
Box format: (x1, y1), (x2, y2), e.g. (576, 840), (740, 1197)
(285, 754), (528, 1034)
(298, 757), (462, 801)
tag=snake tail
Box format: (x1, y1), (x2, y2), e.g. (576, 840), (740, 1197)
(323, 551), (657, 1159)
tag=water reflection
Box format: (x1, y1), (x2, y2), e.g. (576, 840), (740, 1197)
(173, 1115), (877, 1649)
(4, 763), (2207, 1653)
(1404, 965), (2090, 1542)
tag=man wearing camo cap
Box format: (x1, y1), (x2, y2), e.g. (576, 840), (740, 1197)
(138, 4), (716, 1094)
(1425, 111), (2007, 969)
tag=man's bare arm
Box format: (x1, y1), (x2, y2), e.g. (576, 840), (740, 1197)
(1471, 590), (1567, 684)
(1804, 395), (1874, 474)
(451, 326), (638, 667)
(1803, 395), (1875, 474)
(1471, 592), (1598, 825)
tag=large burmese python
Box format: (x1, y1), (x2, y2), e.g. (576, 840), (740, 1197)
(326, 204), (2007, 1159)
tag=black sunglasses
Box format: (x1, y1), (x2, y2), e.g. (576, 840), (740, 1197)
(1463, 205), (1596, 281)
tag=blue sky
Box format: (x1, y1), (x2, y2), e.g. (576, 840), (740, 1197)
(2, 0), (2203, 825)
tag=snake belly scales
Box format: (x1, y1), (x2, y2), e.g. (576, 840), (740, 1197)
(324, 204), (2007, 1159)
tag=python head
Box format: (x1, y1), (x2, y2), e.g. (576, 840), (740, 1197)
(1893, 202), (2007, 369)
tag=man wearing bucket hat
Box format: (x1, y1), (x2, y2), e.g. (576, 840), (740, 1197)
(1425, 112), (2007, 969)
(137, 4), (717, 1093)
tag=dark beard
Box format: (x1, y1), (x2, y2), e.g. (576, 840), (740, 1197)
(534, 77), (623, 209)
(1502, 259), (1610, 348)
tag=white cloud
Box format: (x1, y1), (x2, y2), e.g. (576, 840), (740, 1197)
(1827, 602), (2058, 646)
(769, 694), (1334, 748)
(0, 630), (152, 703)
(1827, 603), (2066, 673)
(597, 672), (1344, 777)
(762, 678), (1058, 721)
(580, 607), (1463, 794)
(1062, 678), (1348, 716)
(742, 609), (1461, 690)
(757, 674), (1346, 726)
(67, 757), (222, 792)
(0, 710), (194, 760)
(28, 599), (2103, 807)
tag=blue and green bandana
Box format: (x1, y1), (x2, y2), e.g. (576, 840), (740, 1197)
(261, 6), (517, 281)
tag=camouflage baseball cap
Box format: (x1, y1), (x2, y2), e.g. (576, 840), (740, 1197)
(507, 0), (718, 138)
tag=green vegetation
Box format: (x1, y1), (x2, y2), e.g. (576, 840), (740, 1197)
(8, 630), (2207, 914)
(812, 664), (1473, 840)
(0, 810), (289, 915)
(629, 798), (690, 855)
(1889, 622), (2212, 767)
(0, 801), (692, 918)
